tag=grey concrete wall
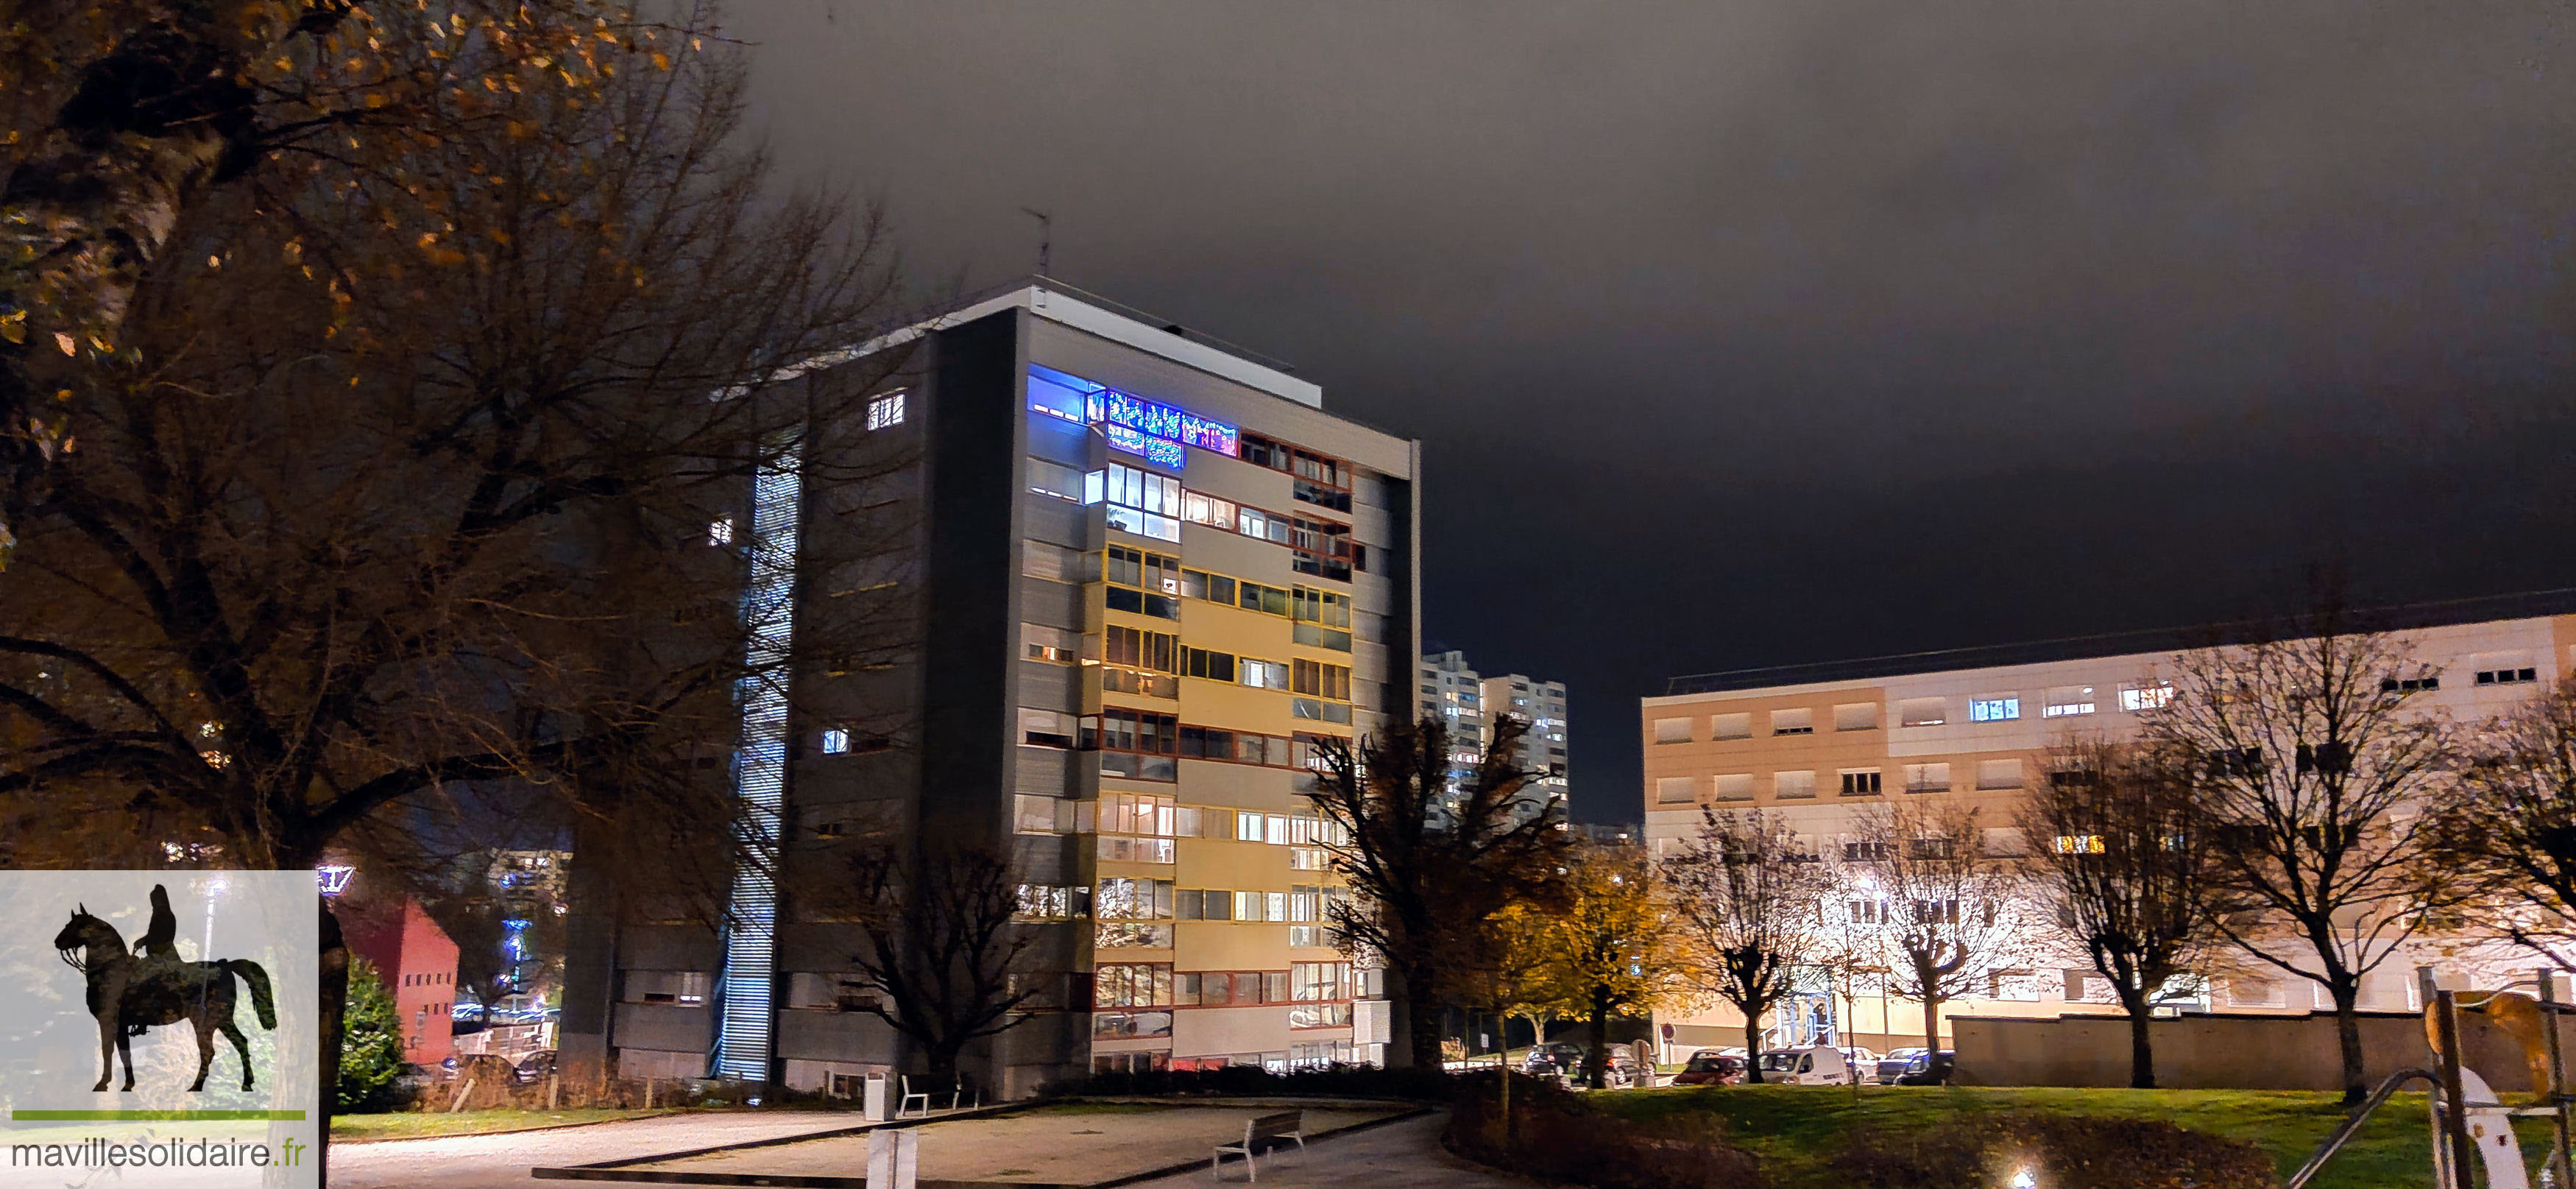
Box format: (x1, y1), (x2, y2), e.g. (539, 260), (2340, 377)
(1954, 1010), (2576, 1091)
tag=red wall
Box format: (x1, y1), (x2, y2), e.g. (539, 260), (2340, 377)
(344, 897), (462, 1069)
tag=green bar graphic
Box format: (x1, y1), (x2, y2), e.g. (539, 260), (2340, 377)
(10, 1109), (306, 1121)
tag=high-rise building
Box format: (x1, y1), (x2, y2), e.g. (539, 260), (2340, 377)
(561, 283), (1420, 1098)
(1483, 672), (1569, 806)
(1419, 649), (1490, 746)
(1416, 652), (1568, 812)
(1638, 592), (2576, 1054)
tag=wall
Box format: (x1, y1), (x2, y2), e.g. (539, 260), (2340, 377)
(1953, 1010), (2576, 1091)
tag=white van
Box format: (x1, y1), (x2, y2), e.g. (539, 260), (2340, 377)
(1755, 1044), (1853, 1086)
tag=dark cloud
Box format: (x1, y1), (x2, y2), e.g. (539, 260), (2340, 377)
(732, 1), (2576, 819)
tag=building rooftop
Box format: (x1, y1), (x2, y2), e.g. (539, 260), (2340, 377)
(1663, 587), (2576, 697)
(841, 277), (1322, 409)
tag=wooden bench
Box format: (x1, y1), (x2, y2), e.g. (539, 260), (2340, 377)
(1211, 1109), (1306, 1181)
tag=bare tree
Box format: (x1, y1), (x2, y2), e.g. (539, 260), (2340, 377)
(1663, 808), (1833, 1082)
(2428, 676), (2576, 967)
(2140, 613), (2457, 1103)
(1305, 714), (1571, 1070)
(0, 16), (905, 1153)
(2018, 738), (2223, 1087)
(832, 838), (1047, 1091)
(1844, 800), (2040, 1060)
(0, 10), (905, 871)
(0, 1), (676, 482)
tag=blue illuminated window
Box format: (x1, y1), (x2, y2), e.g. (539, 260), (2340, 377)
(1968, 697), (2020, 723)
(1027, 365), (1237, 461)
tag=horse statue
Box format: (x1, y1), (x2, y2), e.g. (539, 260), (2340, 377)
(52, 892), (277, 1093)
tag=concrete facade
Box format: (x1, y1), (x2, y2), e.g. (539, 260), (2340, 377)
(562, 284), (1418, 1097)
(1641, 596), (2576, 1053)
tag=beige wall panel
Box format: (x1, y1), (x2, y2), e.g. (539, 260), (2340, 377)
(1177, 523), (1293, 588)
(1175, 759), (1298, 813)
(1177, 838), (1289, 888)
(1172, 1006), (1295, 1057)
(1173, 922), (1289, 970)
(1178, 674), (1295, 733)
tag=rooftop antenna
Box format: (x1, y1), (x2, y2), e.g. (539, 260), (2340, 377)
(1019, 208), (1052, 278)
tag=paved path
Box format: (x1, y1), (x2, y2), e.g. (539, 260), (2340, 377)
(328, 1107), (1529, 1189)
(328, 1110), (866, 1188)
(1128, 1112), (1534, 1189)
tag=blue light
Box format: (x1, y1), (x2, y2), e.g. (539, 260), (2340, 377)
(1104, 423), (1186, 469)
(1027, 364), (1237, 458)
(713, 429), (802, 1082)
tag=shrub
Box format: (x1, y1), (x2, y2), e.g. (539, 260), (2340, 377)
(337, 956), (413, 1113)
(1446, 1073), (1762, 1189)
(1830, 1112), (2277, 1189)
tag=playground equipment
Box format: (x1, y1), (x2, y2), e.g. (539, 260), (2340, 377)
(2287, 967), (2573, 1189)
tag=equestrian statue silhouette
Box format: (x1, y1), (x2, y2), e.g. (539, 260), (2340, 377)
(52, 885), (277, 1093)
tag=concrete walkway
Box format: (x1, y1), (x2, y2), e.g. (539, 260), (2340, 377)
(1128, 1112), (1535, 1189)
(328, 1109), (866, 1188)
(327, 1106), (1531, 1189)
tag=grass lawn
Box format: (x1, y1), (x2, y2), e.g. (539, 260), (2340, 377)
(1596, 1084), (2563, 1189)
(330, 1107), (681, 1143)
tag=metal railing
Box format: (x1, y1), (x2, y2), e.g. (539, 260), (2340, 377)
(2282, 1068), (2437, 1189)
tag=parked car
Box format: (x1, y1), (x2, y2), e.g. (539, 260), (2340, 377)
(1875, 1047), (1930, 1084)
(1671, 1052), (1747, 1086)
(511, 1049), (559, 1086)
(1521, 1042), (1583, 1077)
(1756, 1044), (1853, 1086)
(1836, 1046), (1881, 1079)
(1892, 1050), (1956, 1086)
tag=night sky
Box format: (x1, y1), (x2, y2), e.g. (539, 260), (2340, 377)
(732, 2), (2576, 822)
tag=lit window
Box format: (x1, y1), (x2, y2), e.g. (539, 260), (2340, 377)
(2053, 834), (2106, 854)
(2042, 685), (2095, 718)
(866, 391), (905, 430)
(2118, 682), (2173, 712)
(1968, 696), (2020, 723)
(1023, 622), (1080, 665)
(707, 517), (735, 546)
(820, 728), (852, 755)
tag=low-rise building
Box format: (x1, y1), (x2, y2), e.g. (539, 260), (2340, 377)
(1641, 592), (2576, 1054)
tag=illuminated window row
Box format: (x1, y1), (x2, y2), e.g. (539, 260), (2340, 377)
(1076, 708), (1344, 783)
(1088, 543), (1354, 652)
(1089, 962), (1354, 1012)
